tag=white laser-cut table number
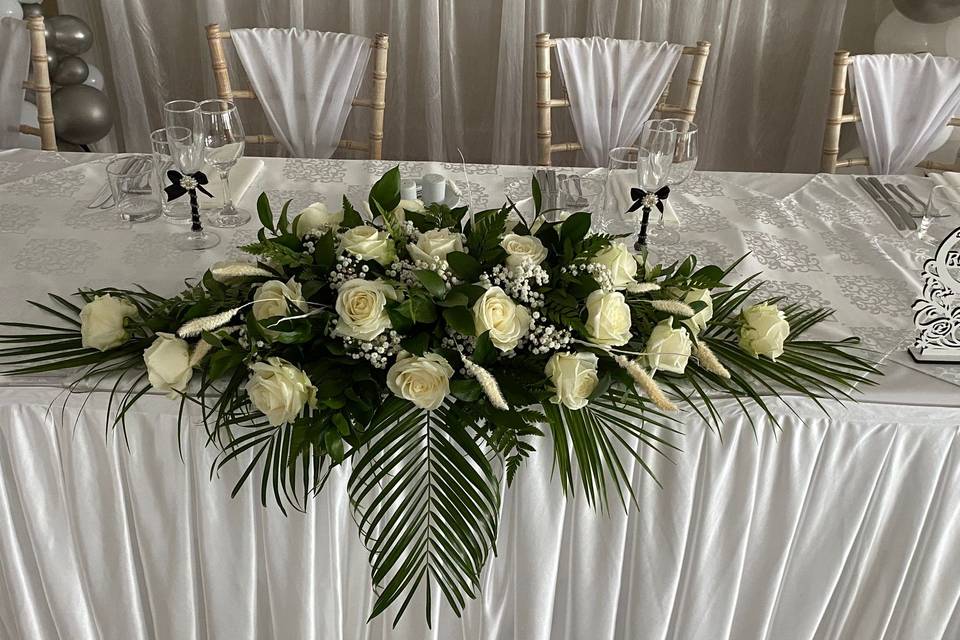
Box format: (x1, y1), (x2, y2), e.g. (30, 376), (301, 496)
(909, 227), (960, 364)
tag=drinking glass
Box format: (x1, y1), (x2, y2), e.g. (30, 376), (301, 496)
(163, 99), (220, 250)
(922, 185), (959, 238)
(198, 99), (251, 228)
(105, 154), (161, 223)
(634, 120), (679, 247)
(150, 128), (191, 223)
(601, 147), (638, 228)
(662, 119), (699, 188)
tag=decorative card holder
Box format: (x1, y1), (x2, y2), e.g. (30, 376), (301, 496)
(909, 227), (960, 364)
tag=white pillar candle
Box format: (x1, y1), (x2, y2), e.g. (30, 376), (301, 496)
(400, 178), (417, 201)
(421, 173), (445, 205)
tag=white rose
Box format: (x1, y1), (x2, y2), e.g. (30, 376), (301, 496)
(472, 286), (531, 352)
(252, 277), (308, 325)
(340, 225), (396, 266)
(79, 294), (138, 351)
(500, 233), (548, 268)
(739, 302), (790, 360)
(143, 333), (192, 398)
(682, 288), (714, 335)
(334, 278), (398, 341)
(591, 242), (638, 290)
(245, 357), (317, 426)
(645, 317), (692, 374)
(584, 290), (632, 346)
(294, 202), (343, 237)
(386, 352), (454, 410)
(407, 228), (464, 265)
(545, 351), (599, 410)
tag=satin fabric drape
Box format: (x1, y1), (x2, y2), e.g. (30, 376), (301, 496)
(0, 18), (30, 150)
(59, 0), (849, 172)
(2, 387), (960, 639)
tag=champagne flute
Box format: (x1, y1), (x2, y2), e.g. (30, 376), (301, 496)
(198, 99), (251, 228)
(634, 120), (678, 248)
(662, 119), (698, 188)
(163, 99), (220, 250)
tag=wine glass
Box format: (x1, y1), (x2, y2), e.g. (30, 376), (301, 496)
(163, 99), (220, 250)
(662, 119), (698, 188)
(634, 120), (679, 248)
(198, 99), (251, 228)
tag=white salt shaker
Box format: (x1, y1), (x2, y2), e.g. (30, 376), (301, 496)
(421, 173), (445, 205)
(400, 178), (417, 202)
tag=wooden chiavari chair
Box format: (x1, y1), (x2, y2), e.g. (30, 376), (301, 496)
(205, 24), (389, 160)
(19, 16), (56, 151)
(535, 33), (710, 167)
(821, 50), (960, 173)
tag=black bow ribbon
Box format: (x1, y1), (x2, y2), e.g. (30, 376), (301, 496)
(164, 170), (214, 202)
(627, 185), (670, 214)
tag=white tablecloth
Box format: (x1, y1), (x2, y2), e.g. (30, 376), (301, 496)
(0, 149), (958, 639)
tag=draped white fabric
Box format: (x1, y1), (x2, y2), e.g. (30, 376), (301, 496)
(58, 0), (849, 171)
(0, 18), (30, 150)
(553, 38), (682, 166)
(231, 29), (370, 159)
(851, 53), (960, 175)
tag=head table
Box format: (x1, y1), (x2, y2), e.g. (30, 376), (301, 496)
(0, 148), (958, 640)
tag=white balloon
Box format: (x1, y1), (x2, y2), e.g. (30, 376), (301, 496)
(20, 0), (42, 4)
(945, 16), (960, 57)
(82, 63), (105, 91)
(0, 0), (23, 19)
(875, 9), (951, 54)
(19, 101), (40, 150)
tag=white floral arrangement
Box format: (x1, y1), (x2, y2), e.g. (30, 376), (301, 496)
(0, 168), (877, 624)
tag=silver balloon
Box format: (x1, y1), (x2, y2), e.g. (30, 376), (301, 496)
(51, 55), (88, 86)
(46, 15), (93, 56)
(82, 63), (105, 91)
(52, 85), (112, 145)
(893, 0), (960, 24)
(45, 48), (59, 76)
(20, 3), (43, 18)
(0, 0), (22, 19)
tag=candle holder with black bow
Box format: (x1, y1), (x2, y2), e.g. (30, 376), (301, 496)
(163, 100), (220, 251)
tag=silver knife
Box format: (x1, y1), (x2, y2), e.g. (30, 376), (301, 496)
(857, 177), (906, 231)
(868, 177), (916, 230)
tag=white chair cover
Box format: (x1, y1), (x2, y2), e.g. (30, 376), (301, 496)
(231, 28), (371, 159)
(553, 37), (683, 166)
(850, 53), (960, 175)
(0, 18), (30, 150)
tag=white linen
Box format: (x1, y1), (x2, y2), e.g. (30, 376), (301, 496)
(1, 151), (959, 638)
(553, 38), (683, 166)
(230, 28), (370, 159)
(851, 54), (960, 175)
(0, 18), (30, 150)
(200, 157), (264, 210)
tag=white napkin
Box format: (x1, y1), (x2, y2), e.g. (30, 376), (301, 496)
(231, 28), (370, 159)
(553, 38), (683, 166)
(201, 158), (263, 209)
(851, 53), (960, 175)
(0, 18), (30, 150)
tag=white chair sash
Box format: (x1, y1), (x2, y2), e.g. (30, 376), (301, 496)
(850, 53), (960, 175)
(553, 37), (683, 166)
(0, 18), (30, 150)
(231, 28), (371, 159)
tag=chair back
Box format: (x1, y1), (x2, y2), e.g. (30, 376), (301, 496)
(821, 50), (960, 173)
(206, 24), (388, 159)
(12, 16), (56, 150)
(535, 33), (709, 166)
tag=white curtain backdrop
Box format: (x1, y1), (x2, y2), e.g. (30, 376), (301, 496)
(59, 0), (850, 172)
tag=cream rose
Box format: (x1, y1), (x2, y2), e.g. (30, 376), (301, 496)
(386, 352), (454, 410)
(143, 333), (192, 398)
(645, 317), (692, 374)
(334, 278), (398, 341)
(79, 294), (138, 351)
(407, 228), (464, 265)
(245, 357), (317, 426)
(584, 290), (632, 346)
(252, 278), (308, 326)
(545, 351), (599, 410)
(472, 286), (531, 352)
(739, 302), (790, 360)
(591, 242), (638, 290)
(294, 202), (343, 237)
(501, 233), (548, 268)
(340, 225), (396, 266)
(682, 288), (714, 335)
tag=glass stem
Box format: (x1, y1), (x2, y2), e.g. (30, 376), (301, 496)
(220, 169), (234, 214)
(189, 189), (202, 232)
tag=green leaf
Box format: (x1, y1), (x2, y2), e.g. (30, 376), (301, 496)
(532, 175), (542, 215)
(560, 211), (591, 245)
(277, 199), (292, 234)
(443, 306), (476, 336)
(446, 251), (482, 282)
(387, 306), (415, 333)
(473, 331), (495, 365)
(368, 166), (401, 215)
(342, 196), (363, 227)
(333, 413), (352, 436)
(400, 332), (430, 356)
(414, 270), (448, 299)
(257, 192), (275, 232)
(325, 428), (345, 463)
(450, 378), (482, 402)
